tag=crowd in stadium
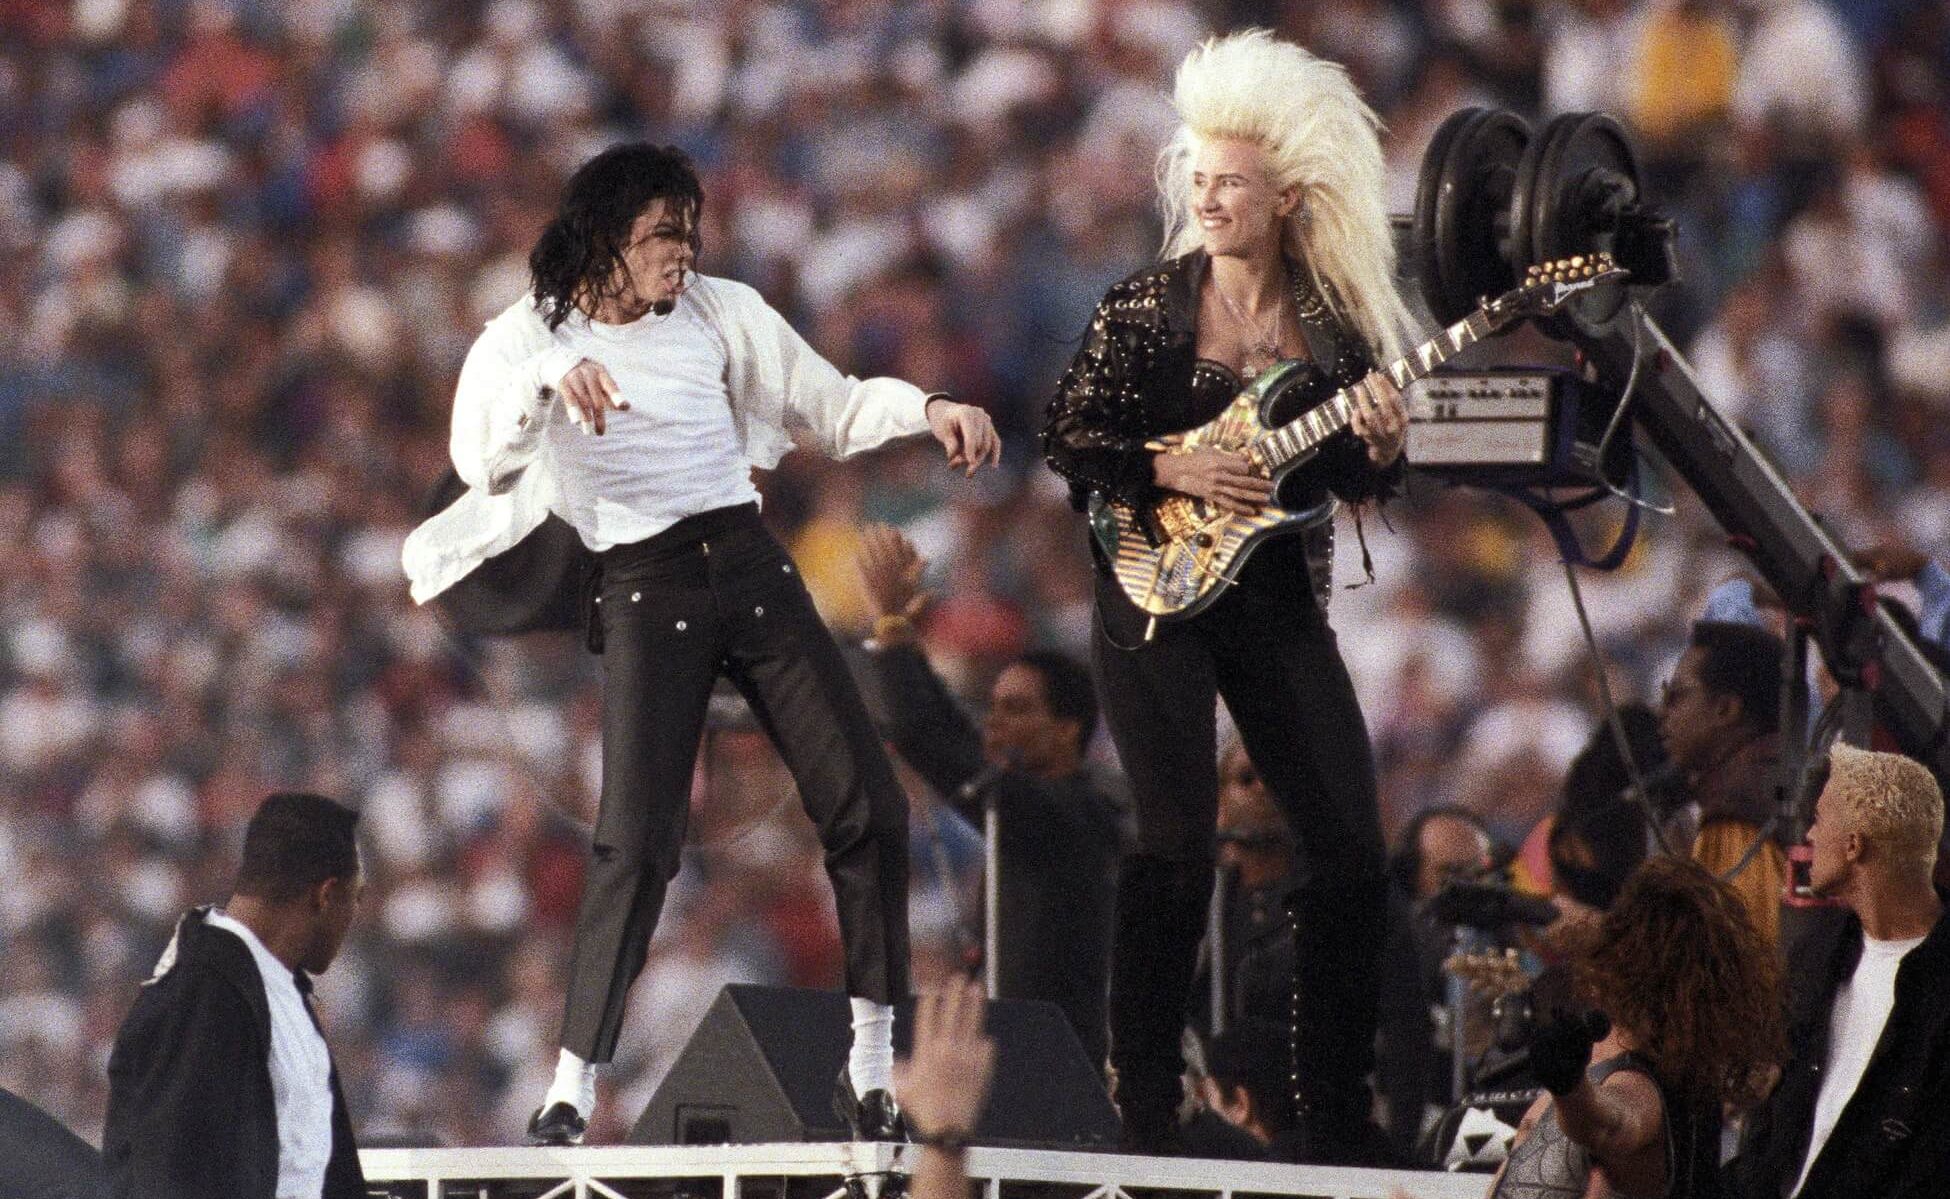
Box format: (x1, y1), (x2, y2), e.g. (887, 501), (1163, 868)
(2, 0), (1948, 1157)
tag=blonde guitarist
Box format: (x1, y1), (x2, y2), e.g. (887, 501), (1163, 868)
(1041, 29), (1412, 1163)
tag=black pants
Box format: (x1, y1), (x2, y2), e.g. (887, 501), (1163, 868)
(1091, 540), (1387, 1126)
(561, 504), (910, 1062)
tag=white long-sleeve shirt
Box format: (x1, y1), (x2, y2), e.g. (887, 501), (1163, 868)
(402, 273), (932, 603)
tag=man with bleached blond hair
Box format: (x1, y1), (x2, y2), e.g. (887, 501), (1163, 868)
(1734, 746), (1948, 1199)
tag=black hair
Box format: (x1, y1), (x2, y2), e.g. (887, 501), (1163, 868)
(1548, 797), (1649, 911)
(1013, 650), (1099, 754)
(529, 143), (703, 331)
(1388, 804), (1492, 896)
(1561, 702), (1668, 820)
(233, 792), (361, 904)
(1689, 621), (1785, 734)
(1203, 1020), (1296, 1135)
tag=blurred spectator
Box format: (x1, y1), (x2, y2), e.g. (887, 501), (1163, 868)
(1659, 621), (1789, 947)
(1193, 741), (1299, 1038)
(1731, 0), (1871, 145)
(1199, 1018), (1298, 1156)
(1376, 805), (1496, 1155)
(1854, 542), (1950, 656)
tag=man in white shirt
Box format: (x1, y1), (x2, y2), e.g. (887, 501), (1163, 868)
(104, 793), (367, 1199)
(1734, 746), (1949, 1199)
(403, 143), (999, 1145)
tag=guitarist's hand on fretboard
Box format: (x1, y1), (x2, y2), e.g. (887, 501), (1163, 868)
(1347, 373), (1408, 467)
(1151, 447), (1272, 515)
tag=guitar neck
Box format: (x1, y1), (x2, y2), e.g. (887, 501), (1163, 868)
(1260, 310), (1491, 470)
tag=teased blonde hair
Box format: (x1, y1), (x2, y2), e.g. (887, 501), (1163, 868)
(1157, 29), (1415, 362)
(1827, 745), (1944, 867)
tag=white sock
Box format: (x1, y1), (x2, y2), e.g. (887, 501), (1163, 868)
(543, 1048), (598, 1117)
(848, 998), (895, 1096)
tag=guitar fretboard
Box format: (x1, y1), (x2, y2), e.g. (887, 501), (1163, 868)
(1257, 310), (1490, 469)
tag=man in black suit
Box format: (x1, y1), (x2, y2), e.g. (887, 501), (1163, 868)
(104, 793), (366, 1199)
(856, 525), (1127, 1068)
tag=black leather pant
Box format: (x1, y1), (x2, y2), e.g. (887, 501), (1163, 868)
(1091, 548), (1387, 1131)
(560, 504), (910, 1062)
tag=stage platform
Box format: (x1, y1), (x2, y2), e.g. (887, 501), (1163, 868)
(360, 1142), (1480, 1199)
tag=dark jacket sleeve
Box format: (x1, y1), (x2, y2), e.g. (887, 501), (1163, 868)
(1043, 304), (1160, 511)
(869, 642), (987, 818)
(105, 971), (272, 1199)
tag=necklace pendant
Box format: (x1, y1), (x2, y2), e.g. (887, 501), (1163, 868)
(1242, 341), (1279, 380)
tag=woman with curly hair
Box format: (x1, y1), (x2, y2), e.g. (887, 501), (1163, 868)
(1042, 29), (1414, 1160)
(1492, 855), (1785, 1199)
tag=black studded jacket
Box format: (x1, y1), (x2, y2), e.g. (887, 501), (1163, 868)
(1041, 250), (1404, 611)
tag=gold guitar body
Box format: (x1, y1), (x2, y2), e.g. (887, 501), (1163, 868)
(1090, 363), (1335, 623)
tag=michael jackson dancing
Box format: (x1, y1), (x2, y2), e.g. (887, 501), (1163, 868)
(404, 143), (1000, 1144)
(1042, 32), (1413, 1161)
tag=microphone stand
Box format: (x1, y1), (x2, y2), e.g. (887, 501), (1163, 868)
(958, 757), (1017, 1000)
(984, 795), (1000, 999)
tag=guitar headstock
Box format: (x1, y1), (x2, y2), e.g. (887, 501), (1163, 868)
(1482, 252), (1629, 326)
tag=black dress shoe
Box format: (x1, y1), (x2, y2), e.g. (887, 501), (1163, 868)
(527, 1101), (588, 1146)
(832, 1068), (909, 1142)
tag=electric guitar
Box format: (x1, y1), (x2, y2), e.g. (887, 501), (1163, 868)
(1090, 254), (1626, 625)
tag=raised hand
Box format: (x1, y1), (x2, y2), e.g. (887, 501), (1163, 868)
(898, 974), (995, 1147)
(856, 524), (929, 623)
(925, 398), (1002, 476)
(1153, 447), (1273, 515)
(558, 358), (628, 435)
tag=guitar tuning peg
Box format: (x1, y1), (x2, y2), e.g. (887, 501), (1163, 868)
(1570, 254), (1585, 268)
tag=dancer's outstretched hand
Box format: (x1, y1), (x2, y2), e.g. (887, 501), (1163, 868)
(925, 398), (1002, 475)
(558, 357), (628, 435)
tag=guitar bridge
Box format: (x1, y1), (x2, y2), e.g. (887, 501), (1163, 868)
(1154, 495), (1205, 541)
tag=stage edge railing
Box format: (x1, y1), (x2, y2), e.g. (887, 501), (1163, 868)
(360, 1142), (1483, 1199)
